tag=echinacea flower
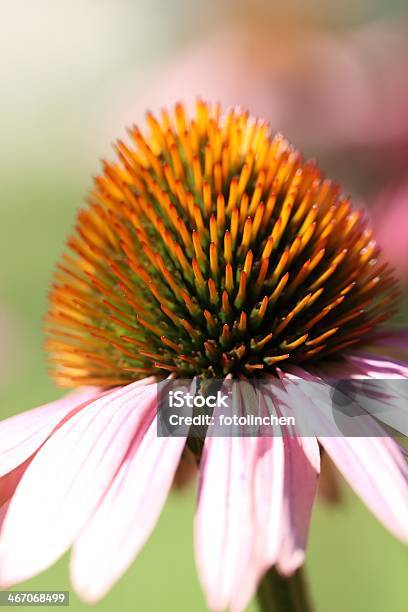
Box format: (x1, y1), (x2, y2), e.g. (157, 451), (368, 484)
(1, 101), (407, 612)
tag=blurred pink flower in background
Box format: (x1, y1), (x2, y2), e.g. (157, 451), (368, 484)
(105, 16), (408, 197)
(373, 182), (408, 283)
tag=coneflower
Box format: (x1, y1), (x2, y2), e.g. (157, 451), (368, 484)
(46, 101), (399, 384)
(0, 101), (407, 612)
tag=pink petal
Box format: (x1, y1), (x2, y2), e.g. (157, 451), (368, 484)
(265, 378), (320, 575)
(0, 379), (157, 586)
(195, 436), (256, 612)
(283, 366), (408, 542)
(346, 354), (408, 378)
(0, 387), (101, 477)
(0, 460), (31, 507)
(70, 417), (186, 602)
(283, 364), (396, 438)
(319, 436), (408, 542)
(336, 356), (408, 436)
(195, 384), (285, 612)
(276, 435), (319, 575)
(0, 503), (9, 534)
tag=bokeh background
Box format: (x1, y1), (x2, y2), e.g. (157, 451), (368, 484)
(1, 0), (408, 610)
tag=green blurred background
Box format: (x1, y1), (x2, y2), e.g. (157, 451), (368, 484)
(1, 1), (407, 610)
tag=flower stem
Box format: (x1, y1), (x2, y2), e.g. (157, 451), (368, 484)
(256, 566), (315, 612)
